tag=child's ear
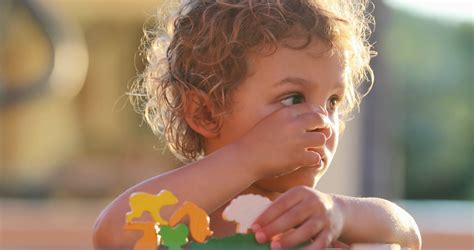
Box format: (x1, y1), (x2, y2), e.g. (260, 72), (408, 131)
(184, 91), (221, 138)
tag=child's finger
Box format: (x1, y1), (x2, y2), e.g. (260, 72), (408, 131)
(300, 228), (333, 250)
(332, 240), (350, 248)
(300, 135), (324, 167)
(275, 217), (326, 248)
(300, 150), (321, 167)
(303, 132), (326, 149)
(284, 103), (316, 118)
(252, 191), (302, 234)
(296, 112), (326, 131)
(256, 200), (313, 241)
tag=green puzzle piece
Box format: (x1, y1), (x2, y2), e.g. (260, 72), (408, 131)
(159, 224), (189, 250)
(189, 234), (267, 250)
(159, 226), (311, 250)
(188, 234), (310, 250)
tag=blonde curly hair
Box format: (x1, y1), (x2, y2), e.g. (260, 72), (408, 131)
(131, 0), (376, 162)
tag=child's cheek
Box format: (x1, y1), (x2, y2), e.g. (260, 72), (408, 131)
(330, 114), (341, 135)
(326, 118), (340, 157)
(258, 104), (281, 121)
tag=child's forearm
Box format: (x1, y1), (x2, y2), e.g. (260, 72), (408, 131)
(333, 195), (422, 250)
(93, 143), (258, 249)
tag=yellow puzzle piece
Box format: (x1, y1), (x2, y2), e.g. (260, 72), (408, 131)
(126, 190), (178, 225)
(123, 223), (159, 250)
(169, 201), (213, 243)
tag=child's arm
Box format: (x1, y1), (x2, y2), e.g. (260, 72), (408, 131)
(93, 144), (257, 249)
(252, 189), (421, 250)
(335, 194), (422, 250)
(92, 104), (326, 249)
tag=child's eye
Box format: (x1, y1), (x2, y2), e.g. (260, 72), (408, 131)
(281, 94), (305, 106)
(327, 95), (341, 112)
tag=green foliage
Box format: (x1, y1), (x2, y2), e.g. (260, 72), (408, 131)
(383, 8), (473, 200)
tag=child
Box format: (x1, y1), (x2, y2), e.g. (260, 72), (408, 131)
(93, 0), (421, 249)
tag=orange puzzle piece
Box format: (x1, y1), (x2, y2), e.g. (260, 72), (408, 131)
(123, 223), (159, 250)
(169, 201), (213, 243)
(126, 190), (178, 225)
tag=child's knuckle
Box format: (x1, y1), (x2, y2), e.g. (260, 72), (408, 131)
(279, 238), (291, 247)
(311, 132), (325, 144)
(307, 218), (322, 234)
(322, 234), (332, 247)
(290, 206), (307, 221)
(315, 240), (327, 249)
(306, 197), (320, 208)
(280, 199), (293, 210)
(293, 186), (310, 196)
(292, 185), (308, 194)
(297, 133), (309, 144)
(313, 194), (324, 205)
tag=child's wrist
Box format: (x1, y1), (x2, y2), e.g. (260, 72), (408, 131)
(331, 194), (348, 240)
(220, 142), (261, 182)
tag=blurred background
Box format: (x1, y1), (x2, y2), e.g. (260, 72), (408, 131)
(0, 0), (472, 249)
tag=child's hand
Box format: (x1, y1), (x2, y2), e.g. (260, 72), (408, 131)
(251, 186), (344, 250)
(233, 103), (331, 179)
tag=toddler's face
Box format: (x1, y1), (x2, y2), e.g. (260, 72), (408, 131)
(208, 38), (346, 192)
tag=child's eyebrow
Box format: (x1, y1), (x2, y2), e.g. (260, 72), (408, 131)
(273, 77), (346, 91)
(273, 77), (311, 87)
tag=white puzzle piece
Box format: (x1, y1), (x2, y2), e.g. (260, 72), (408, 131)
(222, 194), (272, 234)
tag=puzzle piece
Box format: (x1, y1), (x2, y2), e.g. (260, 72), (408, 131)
(189, 234), (311, 250)
(189, 234), (267, 250)
(126, 190), (179, 225)
(222, 194), (272, 234)
(159, 224), (189, 250)
(123, 222), (159, 250)
(169, 201), (213, 243)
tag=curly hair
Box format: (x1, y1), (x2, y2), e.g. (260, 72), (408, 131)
(131, 0), (376, 162)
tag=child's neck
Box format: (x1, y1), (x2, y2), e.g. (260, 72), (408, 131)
(242, 184), (281, 200)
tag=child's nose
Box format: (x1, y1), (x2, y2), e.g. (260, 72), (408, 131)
(309, 105), (332, 139)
